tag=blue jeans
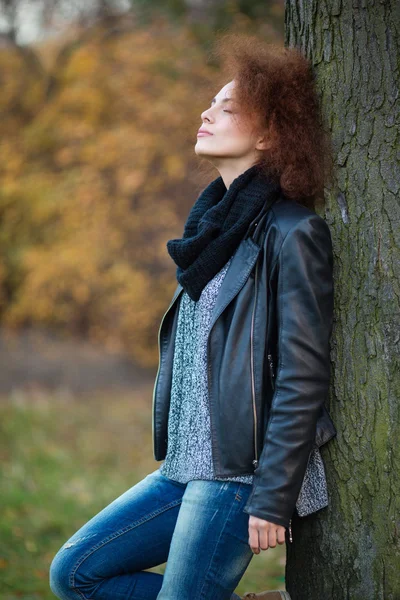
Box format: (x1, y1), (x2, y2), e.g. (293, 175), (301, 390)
(49, 467), (255, 600)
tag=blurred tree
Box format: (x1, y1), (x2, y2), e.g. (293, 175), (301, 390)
(131, 0), (284, 50)
(0, 0), (135, 103)
(0, 0), (283, 63)
(0, 0), (283, 110)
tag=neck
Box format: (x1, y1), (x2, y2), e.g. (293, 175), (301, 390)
(213, 159), (259, 190)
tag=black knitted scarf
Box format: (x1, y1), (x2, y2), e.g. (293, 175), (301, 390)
(166, 163), (281, 301)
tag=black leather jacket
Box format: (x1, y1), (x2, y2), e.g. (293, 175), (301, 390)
(152, 194), (337, 531)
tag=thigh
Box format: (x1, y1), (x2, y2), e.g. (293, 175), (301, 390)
(157, 478), (254, 600)
(50, 468), (186, 594)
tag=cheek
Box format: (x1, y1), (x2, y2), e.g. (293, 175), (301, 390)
(224, 122), (252, 150)
(220, 118), (243, 138)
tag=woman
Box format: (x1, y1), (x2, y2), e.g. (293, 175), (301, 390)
(49, 36), (336, 600)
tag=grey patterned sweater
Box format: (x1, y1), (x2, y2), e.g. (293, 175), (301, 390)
(159, 254), (254, 485)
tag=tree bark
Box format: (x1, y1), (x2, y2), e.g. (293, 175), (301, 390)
(284, 1), (400, 598)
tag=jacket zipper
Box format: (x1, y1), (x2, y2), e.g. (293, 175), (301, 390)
(250, 255), (258, 470)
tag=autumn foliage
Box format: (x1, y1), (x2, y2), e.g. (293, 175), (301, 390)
(0, 20), (223, 366)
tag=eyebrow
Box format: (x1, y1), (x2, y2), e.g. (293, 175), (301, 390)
(210, 97), (233, 105)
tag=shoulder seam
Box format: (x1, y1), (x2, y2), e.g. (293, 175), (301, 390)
(269, 208), (326, 272)
(279, 211), (328, 254)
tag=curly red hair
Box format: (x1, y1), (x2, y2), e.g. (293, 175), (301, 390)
(202, 33), (335, 209)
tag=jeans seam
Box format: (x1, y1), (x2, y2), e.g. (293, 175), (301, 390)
(197, 492), (239, 600)
(158, 470), (187, 488)
(69, 496), (183, 597)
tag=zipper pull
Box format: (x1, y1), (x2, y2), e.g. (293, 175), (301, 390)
(252, 459), (258, 469)
(288, 519), (293, 543)
(267, 353), (275, 390)
(248, 221), (258, 243)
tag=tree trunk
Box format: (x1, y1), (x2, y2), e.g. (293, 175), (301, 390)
(284, 1), (400, 599)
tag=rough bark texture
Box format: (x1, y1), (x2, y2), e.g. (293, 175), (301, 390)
(284, 2), (400, 599)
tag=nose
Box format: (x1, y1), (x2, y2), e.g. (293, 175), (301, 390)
(200, 106), (213, 122)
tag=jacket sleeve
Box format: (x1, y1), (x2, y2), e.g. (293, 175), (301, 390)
(243, 213), (334, 529)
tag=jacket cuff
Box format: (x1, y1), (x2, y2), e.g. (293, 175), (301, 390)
(242, 504), (291, 529)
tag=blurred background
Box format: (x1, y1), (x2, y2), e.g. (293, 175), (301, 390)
(0, 1), (286, 597)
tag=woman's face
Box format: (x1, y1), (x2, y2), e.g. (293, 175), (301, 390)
(195, 80), (265, 165)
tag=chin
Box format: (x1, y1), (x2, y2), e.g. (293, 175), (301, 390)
(195, 143), (220, 157)
(194, 146), (211, 157)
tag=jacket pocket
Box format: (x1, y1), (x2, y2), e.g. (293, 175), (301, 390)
(266, 348), (337, 449)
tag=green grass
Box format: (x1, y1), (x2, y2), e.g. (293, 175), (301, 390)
(0, 386), (286, 599)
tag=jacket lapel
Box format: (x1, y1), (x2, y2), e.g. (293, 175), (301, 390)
(209, 237), (261, 332)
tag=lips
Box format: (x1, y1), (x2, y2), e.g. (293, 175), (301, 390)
(197, 129), (213, 136)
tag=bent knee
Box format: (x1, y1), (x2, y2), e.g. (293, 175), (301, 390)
(49, 546), (79, 600)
